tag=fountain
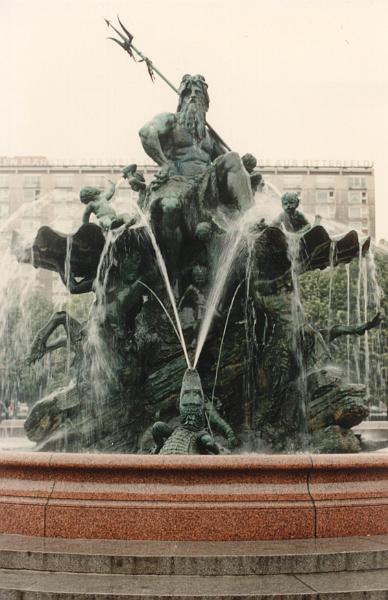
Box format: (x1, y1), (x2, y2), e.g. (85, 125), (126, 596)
(0, 20), (387, 543)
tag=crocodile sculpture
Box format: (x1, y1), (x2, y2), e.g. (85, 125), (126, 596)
(151, 369), (221, 455)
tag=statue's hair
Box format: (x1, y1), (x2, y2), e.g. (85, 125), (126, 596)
(242, 153), (257, 173)
(281, 191), (300, 204)
(80, 186), (101, 202)
(177, 74), (209, 111)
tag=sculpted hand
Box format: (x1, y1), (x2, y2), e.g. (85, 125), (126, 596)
(368, 311), (383, 329)
(121, 164), (137, 179)
(155, 163), (172, 185)
(28, 335), (46, 364)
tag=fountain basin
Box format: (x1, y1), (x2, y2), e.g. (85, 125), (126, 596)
(0, 452), (387, 541)
(354, 421), (388, 443)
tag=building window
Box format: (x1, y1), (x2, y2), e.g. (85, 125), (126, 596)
(349, 206), (361, 219)
(118, 188), (132, 200)
(316, 190), (335, 203)
(55, 174), (74, 188)
(54, 189), (75, 203)
(84, 175), (106, 188)
(348, 176), (367, 189)
(25, 203), (41, 218)
(315, 204), (336, 219)
(0, 175), (9, 187)
(361, 206), (369, 218)
(316, 175), (335, 188)
(0, 189), (9, 201)
(282, 175), (302, 188)
(348, 191), (363, 203)
(24, 175), (41, 187)
(24, 189), (40, 202)
(0, 204), (9, 218)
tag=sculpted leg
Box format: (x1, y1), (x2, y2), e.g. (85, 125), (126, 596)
(215, 152), (253, 212)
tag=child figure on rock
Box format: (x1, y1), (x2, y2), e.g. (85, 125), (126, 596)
(80, 164), (145, 231)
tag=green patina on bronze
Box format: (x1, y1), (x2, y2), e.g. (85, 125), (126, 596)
(13, 68), (378, 455)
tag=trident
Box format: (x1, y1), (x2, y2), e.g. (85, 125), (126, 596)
(105, 16), (231, 152)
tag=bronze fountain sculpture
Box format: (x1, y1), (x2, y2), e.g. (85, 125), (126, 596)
(13, 19), (380, 455)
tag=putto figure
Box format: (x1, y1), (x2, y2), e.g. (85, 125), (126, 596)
(80, 164), (141, 230)
(273, 192), (311, 233)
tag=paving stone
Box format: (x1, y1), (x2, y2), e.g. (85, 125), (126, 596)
(0, 534), (387, 576)
(0, 568), (388, 599)
(297, 568), (388, 592)
(0, 569), (313, 597)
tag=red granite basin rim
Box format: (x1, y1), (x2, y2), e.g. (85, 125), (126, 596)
(0, 451), (387, 471)
(0, 452), (313, 471)
(0, 451), (386, 540)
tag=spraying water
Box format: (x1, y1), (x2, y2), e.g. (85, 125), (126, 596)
(243, 239), (257, 428)
(354, 245), (363, 382)
(0, 245), (46, 420)
(122, 178), (191, 368)
(64, 235), (73, 376)
(82, 229), (123, 418)
(194, 227), (243, 368)
(0, 192), (54, 234)
(327, 241), (336, 338)
(362, 257), (370, 400)
(346, 263), (351, 381)
(210, 281), (243, 406)
(367, 248), (385, 408)
(193, 192), (272, 369)
(285, 230), (308, 434)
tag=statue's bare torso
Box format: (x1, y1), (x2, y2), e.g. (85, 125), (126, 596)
(139, 112), (220, 178)
(139, 75), (253, 212)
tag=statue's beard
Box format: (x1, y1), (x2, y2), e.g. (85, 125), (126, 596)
(178, 99), (207, 142)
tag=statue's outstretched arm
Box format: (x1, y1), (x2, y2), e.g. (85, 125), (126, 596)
(104, 181), (116, 202)
(138, 113), (175, 167)
(28, 311), (71, 363)
(323, 311), (382, 342)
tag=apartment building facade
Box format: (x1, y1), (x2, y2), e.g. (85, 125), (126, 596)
(0, 156), (375, 300)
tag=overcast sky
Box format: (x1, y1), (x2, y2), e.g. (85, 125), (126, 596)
(0, 0), (387, 238)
